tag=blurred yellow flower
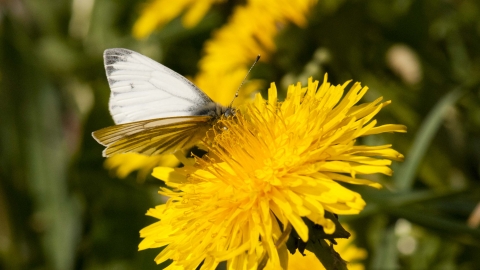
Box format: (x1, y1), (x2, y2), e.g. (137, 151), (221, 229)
(193, 66), (262, 107)
(104, 153), (179, 181)
(195, 0), (318, 104)
(133, 0), (225, 39)
(139, 76), (405, 269)
(200, 0), (317, 71)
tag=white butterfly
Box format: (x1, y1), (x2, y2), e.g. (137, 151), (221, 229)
(92, 48), (234, 157)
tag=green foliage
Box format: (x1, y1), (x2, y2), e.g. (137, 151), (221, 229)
(308, 240), (347, 270)
(1, 0), (479, 269)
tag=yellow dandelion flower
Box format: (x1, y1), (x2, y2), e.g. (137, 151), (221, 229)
(133, 0), (225, 39)
(139, 75), (405, 269)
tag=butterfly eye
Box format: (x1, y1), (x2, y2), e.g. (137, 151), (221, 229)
(224, 108), (236, 117)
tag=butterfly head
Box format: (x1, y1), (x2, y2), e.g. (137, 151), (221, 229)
(223, 106), (236, 117)
(218, 103), (236, 118)
(193, 103), (235, 119)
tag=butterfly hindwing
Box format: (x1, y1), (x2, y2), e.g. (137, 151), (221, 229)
(92, 116), (213, 157)
(104, 48), (215, 124)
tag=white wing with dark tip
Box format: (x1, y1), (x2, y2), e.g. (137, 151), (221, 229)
(104, 48), (214, 124)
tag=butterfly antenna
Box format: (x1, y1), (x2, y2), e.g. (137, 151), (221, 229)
(228, 54), (261, 108)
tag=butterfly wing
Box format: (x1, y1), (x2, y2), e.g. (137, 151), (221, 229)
(104, 48), (215, 124)
(92, 116), (213, 157)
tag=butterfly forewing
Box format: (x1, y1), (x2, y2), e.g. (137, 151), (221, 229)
(104, 48), (215, 124)
(93, 116), (212, 157)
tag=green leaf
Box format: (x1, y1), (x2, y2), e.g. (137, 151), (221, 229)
(286, 230), (300, 255)
(307, 239), (348, 270)
(394, 88), (465, 191)
(386, 206), (480, 241)
(370, 227), (399, 269)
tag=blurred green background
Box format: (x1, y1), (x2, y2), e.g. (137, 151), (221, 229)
(1, 0), (480, 269)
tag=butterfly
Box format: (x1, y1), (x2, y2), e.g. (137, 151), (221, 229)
(92, 48), (236, 157)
